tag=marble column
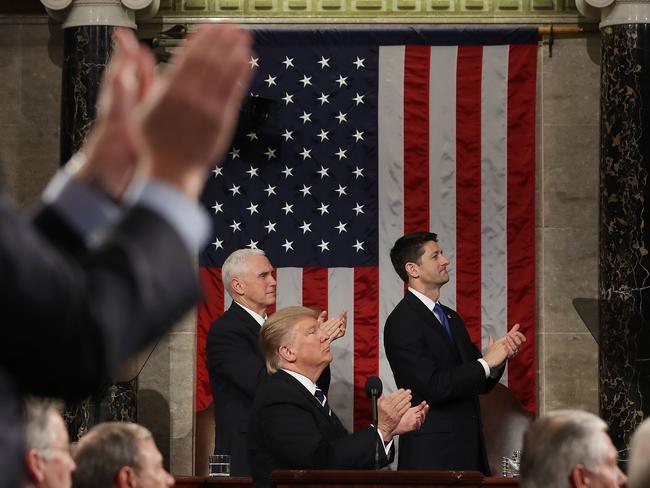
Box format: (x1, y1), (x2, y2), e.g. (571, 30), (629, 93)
(40, 0), (159, 441)
(60, 25), (114, 164)
(599, 22), (650, 459)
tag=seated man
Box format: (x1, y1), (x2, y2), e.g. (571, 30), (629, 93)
(519, 409), (626, 488)
(23, 398), (75, 488)
(249, 307), (428, 488)
(628, 417), (650, 488)
(72, 423), (173, 488)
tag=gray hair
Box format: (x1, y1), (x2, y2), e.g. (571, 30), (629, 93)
(72, 422), (153, 488)
(260, 306), (319, 373)
(629, 417), (650, 488)
(221, 248), (266, 297)
(24, 397), (63, 460)
(520, 410), (610, 488)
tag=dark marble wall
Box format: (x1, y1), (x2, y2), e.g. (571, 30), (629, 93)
(60, 25), (114, 164)
(600, 23), (650, 459)
(58, 23), (139, 440)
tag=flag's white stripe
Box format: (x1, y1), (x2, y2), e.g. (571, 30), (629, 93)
(328, 267), (354, 431)
(377, 45), (406, 396)
(224, 286), (233, 310)
(481, 46), (509, 384)
(428, 46), (458, 308)
(276, 268), (302, 308)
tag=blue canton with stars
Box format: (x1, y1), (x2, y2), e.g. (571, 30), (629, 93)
(199, 31), (379, 268)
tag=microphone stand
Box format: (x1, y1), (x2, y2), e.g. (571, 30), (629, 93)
(371, 393), (380, 470)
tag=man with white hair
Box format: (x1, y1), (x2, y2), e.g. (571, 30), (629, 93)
(520, 409), (626, 488)
(72, 422), (173, 488)
(23, 398), (75, 488)
(628, 416), (650, 488)
(206, 248), (345, 476)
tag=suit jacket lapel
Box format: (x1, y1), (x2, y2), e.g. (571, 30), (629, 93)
(276, 370), (347, 434)
(229, 302), (265, 361)
(405, 292), (455, 346)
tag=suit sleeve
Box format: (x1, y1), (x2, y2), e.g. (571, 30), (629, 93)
(0, 196), (200, 399)
(384, 310), (491, 405)
(256, 399), (390, 470)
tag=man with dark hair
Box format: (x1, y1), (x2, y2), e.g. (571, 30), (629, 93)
(249, 306), (428, 488)
(72, 422), (173, 488)
(23, 398), (75, 488)
(384, 231), (526, 473)
(206, 248), (345, 476)
(520, 410), (626, 488)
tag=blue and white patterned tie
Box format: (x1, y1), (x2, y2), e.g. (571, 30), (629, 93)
(314, 387), (331, 416)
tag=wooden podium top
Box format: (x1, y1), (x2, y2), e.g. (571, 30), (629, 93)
(176, 471), (518, 488)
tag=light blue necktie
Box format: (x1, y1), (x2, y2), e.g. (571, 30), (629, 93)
(433, 303), (454, 342)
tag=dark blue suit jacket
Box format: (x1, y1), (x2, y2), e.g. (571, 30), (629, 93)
(384, 291), (500, 474)
(0, 192), (199, 488)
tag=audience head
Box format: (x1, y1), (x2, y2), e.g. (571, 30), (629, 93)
(628, 417), (650, 488)
(260, 307), (327, 379)
(390, 231), (440, 284)
(23, 397), (75, 488)
(520, 409), (626, 488)
(72, 422), (173, 488)
(221, 248), (276, 315)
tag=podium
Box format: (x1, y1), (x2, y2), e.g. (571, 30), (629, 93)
(175, 471), (519, 487)
(272, 470), (518, 487)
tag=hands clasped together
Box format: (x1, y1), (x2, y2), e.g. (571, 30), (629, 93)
(376, 389), (430, 442)
(483, 324), (527, 369)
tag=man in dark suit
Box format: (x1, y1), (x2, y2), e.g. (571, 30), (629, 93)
(249, 306), (428, 488)
(384, 231), (526, 474)
(206, 249), (344, 476)
(0, 25), (253, 488)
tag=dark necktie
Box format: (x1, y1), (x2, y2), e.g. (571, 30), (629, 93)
(433, 303), (454, 342)
(314, 387), (331, 416)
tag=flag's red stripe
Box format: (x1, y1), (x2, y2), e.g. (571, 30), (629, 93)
(403, 45), (430, 233)
(267, 268), (277, 316)
(302, 267), (328, 313)
(455, 46), (483, 348)
(506, 44), (537, 413)
(353, 267), (380, 431)
(196, 267), (224, 411)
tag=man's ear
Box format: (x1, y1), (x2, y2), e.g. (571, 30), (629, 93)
(24, 449), (45, 483)
(278, 345), (296, 364)
(230, 277), (245, 296)
(405, 262), (419, 279)
(116, 466), (137, 488)
(570, 464), (589, 487)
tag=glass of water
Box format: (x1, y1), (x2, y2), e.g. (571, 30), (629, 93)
(209, 454), (231, 477)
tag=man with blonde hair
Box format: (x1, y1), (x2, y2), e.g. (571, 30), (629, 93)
(72, 422), (173, 488)
(520, 409), (626, 488)
(23, 398), (75, 488)
(206, 248), (345, 476)
(628, 417), (650, 488)
(249, 306), (428, 488)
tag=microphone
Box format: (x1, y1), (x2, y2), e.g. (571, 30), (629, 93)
(365, 376), (383, 469)
(365, 376), (383, 426)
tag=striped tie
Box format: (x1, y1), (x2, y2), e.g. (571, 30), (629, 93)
(314, 387), (331, 416)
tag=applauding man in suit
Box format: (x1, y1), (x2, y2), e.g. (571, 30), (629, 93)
(206, 249), (345, 476)
(249, 306), (428, 488)
(384, 231), (526, 474)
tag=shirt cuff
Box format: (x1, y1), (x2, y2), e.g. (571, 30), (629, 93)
(376, 429), (394, 456)
(41, 166), (121, 246)
(477, 358), (490, 378)
(134, 180), (212, 252)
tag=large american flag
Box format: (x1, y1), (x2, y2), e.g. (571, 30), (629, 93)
(196, 27), (537, 432)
